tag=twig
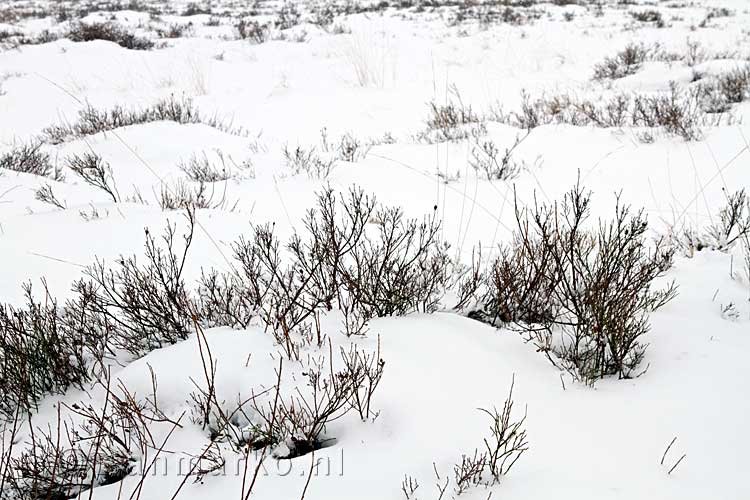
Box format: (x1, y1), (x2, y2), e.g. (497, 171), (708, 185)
(661, 436), (677, 465)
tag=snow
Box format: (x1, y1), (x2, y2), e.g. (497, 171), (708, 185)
(1, 0), (749, 499)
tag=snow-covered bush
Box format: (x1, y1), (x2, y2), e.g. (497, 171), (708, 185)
(0, 372), (174, 499)
(474, 183), (677, 383)
(0, 282), (92, 416)
(66, 21), (154, 50)
(408, 376), (528, 497)
(275, 2), (301, 30)
(470, 135), (526, 181)
(236, 19), (270, 43)
(67, 152), (119, 202)
(77, 213), (196, 357)
(0, 142), (55, 177)
(592, 43), (649, 80)
(198, 187), (451, 336)
(263, 345), (384, 457)
(506, 84), (711, 141)
(178, 153), (233, 182)
(631, 83), (705, 141)
(158, 179), (232, 210)
(668, 188), (750, 255)
(696, 65), (750, 113)
(630, 9), (664, 28)
(420, 87), (485, 143)
(282, 144), (335, 179)
(42, 95), (241, 144)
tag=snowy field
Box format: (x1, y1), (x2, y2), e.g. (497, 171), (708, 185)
(1, 0), (749, 499)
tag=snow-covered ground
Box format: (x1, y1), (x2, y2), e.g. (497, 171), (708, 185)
(1, 0), (749, 499)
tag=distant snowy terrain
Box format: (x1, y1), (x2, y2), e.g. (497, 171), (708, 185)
(1, 0), (749, 499)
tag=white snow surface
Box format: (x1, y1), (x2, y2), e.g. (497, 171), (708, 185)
(1, 0), (749, 499)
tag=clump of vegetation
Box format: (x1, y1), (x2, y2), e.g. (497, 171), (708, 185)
(405, 376), (528, 497)
(469, 134), (528, 181)
(419, 87), (486, 142)
(178, 152), (233, 182)
(275, 1), (301, 30)
(630, 9), (665, 27)
(198, 186), (450, 339)
(182, 2), (211, 15)
(696, 65), (750, 112)
(42, 95), (243, 144)
(237, 19), (270, 43)
(0, 142), (60, 178)
(700, 6), (734, 27)
(283, 144), (335, 179)
(504, 83), (713, 141)
(668, 189), (750, 255)
(158, 179), (234, 211)
(67, 152), (119, 202)
(0, 281), (94, 415)
(471, 183), (677, 384)
(593, 43), (649, 80)
(155, 22), (194, 39)
(66, 21), (154, 50)
(630, 82), (705, 140)
(79, 214), (195, 357)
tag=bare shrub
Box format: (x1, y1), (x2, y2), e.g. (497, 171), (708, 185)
(0, 282), (93, 416)
(339, 205), (450, 319)
(477, 183), (677, 383)
(312, 0), (336, 28)
(0, 142), (56, 178)
(507, 84), (711, 140)
(3, 372), (179, 499)
(453, 450), (485, 494)
(698, 65), (750, 111)
(178, 152), (232, 182)
(196, 269), (256, 329)
(630, 9), (664, 27)
(156, 22), (194, 39)
(707, 189), (750, 250)
(198, 186), (450, 335)
(318, 128), (370, 163)
(420, 87), (485, 142)
(67, 152), (119, 202)
(275, 2), (301, 30)
(66, 21), (154, 50)
(510, 91), (567, 129)
(570, 94), (631, 127)
(475, 236), (558, 326)
(423, 376), (528, 496)
(669, 189), (750, 254)
(684, 39), (706, 67)
(341, 342), (385, 420)
(480, 375), (528, 478)
(427, 98), (479, 130)
(334, 132), (364, 162)
(3, 420), (132, 499)
(237, 19), (270, 43)
(593, 43), (648, 80)
(158, 179), (234, 211)
(259, 345), (384, 458)
(631, 83), (705, 140)
(282, 145), (334, 179)
(470, 134), (527, 181)
(183, 2), (211, 15)
(34, 184), (67, 209)
(401, 475), (419, 499)
(77, 211), (195, 357)
(43, 95), (242, 144)
(701, 6), (734, 27)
